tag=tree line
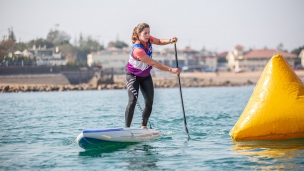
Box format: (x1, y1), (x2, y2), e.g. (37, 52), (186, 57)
(0, 27), (303, 67)
(0, 27), (129, 67)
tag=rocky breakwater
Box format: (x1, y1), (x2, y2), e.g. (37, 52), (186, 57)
(0, 83), (126, 93)
(153, 77), (254, 88)
(2, 70), (303, 93)
(0, 77), (254, 93)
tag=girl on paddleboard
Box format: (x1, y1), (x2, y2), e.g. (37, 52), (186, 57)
(125, 23), (180, 129)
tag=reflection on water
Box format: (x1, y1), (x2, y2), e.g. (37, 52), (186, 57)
(78, 143), (159, 170)
(78, 142), (137, 157)
(125, 145), (158, 170)
(232, 138), (304, 170)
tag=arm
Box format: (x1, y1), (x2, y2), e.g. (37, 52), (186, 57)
(139, 55), (180, 75)
(150, 36), (178, 45)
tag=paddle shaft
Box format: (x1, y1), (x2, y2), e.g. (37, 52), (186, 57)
(174, 43), (189, 136)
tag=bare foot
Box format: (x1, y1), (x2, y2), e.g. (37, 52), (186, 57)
(141, 126), (148, 129)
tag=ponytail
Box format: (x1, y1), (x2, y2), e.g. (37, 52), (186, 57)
(131, 26), (138, 44)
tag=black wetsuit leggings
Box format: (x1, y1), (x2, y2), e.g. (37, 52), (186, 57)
(125, 73), (154, 127)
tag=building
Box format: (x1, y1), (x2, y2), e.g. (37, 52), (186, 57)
(87, 46), (218, 74)
(155, 47), (217, 72)
(226, 45), (298, 72)
(299, 49), (304, 68)
(87, 47), (186, 74)
(154, 47), (195, 70)
(226, 45), (244, 72)
(199, 51), (218, 72)
(87, 47), (129, 74)
(23, 45), (67, 66)
(217, 51), (228, 71)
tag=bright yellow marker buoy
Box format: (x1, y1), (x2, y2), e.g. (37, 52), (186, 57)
(230, 54), (304, 140)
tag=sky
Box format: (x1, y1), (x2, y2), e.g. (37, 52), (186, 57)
(0, 0), (303, 52)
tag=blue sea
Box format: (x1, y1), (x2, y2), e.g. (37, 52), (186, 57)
(1, 86), (303, 170)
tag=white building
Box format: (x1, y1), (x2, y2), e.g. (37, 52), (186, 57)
(87, 47), (129, 74)
(226, 45), (298, 72)
(87, 46), (217, 74)
(156, 47), (217, 72)
(23, 45), (67, 66)
(226, 45), (244, 72)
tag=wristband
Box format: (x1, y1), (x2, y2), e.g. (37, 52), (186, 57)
(169, 39), (172, 44)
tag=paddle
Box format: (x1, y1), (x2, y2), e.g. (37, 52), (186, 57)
(174, 42), (190, 137)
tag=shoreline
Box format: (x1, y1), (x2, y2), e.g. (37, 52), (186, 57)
(1, 71), (304, 93)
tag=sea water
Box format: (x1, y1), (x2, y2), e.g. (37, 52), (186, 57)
(1, 86), (303, 170)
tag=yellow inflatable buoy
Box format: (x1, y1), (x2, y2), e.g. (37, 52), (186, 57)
(230, 54), (304, 140)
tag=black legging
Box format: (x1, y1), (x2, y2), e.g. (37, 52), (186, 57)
(125, 72), (154, 127)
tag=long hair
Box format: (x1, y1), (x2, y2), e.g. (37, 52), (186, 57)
(131, 23), (150, 44)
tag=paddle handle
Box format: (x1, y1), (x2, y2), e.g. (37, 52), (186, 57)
(174, 43), (190, 136)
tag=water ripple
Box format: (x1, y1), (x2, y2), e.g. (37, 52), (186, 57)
(1, 86), (303, 170)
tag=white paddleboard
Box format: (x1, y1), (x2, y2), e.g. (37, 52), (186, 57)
(76, 127), (162, 149)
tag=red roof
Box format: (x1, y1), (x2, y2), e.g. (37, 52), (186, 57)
(217, 51), (228, 57)
(244, 49), (297, 59)
(235, 45), (244, 50)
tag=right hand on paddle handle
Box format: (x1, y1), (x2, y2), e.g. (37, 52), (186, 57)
(169, 68), (180, 75)
(170, 36), (178, 44)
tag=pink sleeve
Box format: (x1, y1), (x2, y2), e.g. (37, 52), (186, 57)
(132, 48), (147, 60)
(149, 36), (155, 43)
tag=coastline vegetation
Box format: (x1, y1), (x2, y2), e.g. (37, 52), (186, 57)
(1, 27), (303, 68)
(0, 27), (128, 67)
